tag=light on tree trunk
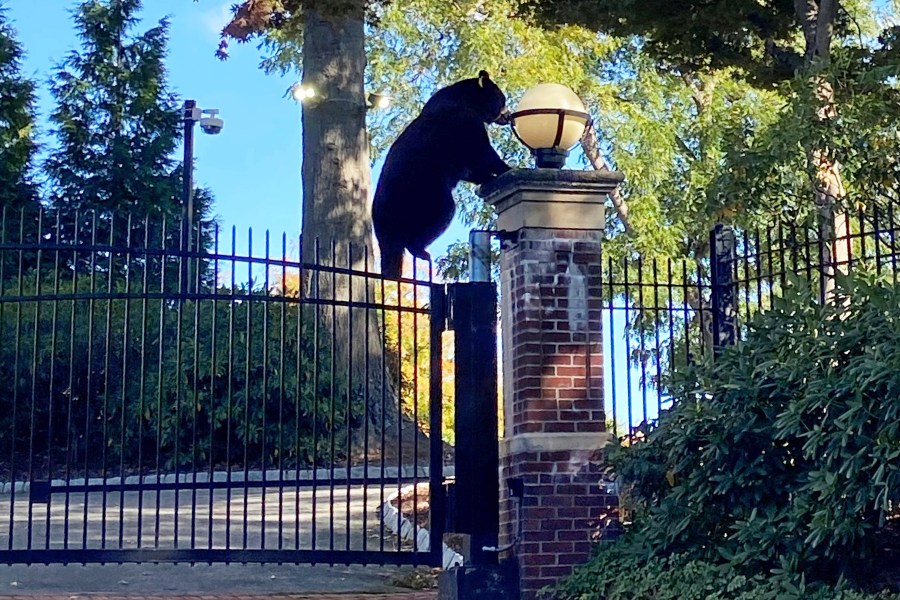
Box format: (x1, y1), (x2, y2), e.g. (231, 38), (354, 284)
(509, 83), (590, 169)
(290, 84), (390, 112)
(366, 93), (391, 110)
(291, 83), (318, 103)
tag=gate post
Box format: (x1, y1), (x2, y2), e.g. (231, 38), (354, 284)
(479, 169), (623, 600)
(447, 281), (500, 566)
(710, 223), (737, 353)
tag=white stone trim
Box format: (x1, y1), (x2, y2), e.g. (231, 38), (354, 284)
(378, 486), (463, 570)
(0, 465), (457, 495)
(499, 432), (614, 458)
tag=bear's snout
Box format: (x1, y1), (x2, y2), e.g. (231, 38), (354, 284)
(494, 108), (511, 126)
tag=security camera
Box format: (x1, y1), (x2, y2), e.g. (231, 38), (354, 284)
(199, 109), (224, 135)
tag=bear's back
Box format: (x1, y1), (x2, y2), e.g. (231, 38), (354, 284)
(378, 112), (487, 187)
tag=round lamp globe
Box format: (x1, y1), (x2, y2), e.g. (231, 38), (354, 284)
(512, 83), (589, 152)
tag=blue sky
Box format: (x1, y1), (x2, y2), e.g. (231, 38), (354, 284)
(6, 0), (471, 260)
(7, 0), (308, 254)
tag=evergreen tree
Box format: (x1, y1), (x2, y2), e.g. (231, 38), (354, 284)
(0, 5), (40, 226)
(45, 0), (213, 248)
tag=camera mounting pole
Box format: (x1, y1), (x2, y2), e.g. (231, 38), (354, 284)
(181, 99), (197, 298)
(180, 100), (223, 298)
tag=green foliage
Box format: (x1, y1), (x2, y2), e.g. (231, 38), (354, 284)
(0, 5), (41, 257)
(0, 5), (38, 213)
(44, 0), (213, 245)
(0, 265), (358, 476)
(558, 550), (900, 600)
(523, 0), (874, 84)
(362, 1), (791, 281)
(566, 272), (900, 598)
(381, 282), (455, 444)
(717, 44), (900, 218)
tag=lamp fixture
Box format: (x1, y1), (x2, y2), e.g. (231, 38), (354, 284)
(291, 83), (318, 103)
(289, 84), (390, 112)
(367, 92), (391, 110)
(508, 83), (591, 169)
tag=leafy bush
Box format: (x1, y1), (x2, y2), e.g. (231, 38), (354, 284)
(559, 272), (900, 598)
(559, 550), (900, 600)
(0, 270), (357, 477)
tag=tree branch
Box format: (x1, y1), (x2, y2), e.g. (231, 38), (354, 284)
(674, 134), (699, 162)
(580, 123), (633, 235)
(815, 0), (837, 62)
(680, 73), (704, 114)
(794, 0), (819, 63)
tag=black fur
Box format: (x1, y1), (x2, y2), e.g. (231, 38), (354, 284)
(372, 71), (511, 279)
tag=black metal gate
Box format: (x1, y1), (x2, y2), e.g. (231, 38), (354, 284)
(0, 209), (451, 566)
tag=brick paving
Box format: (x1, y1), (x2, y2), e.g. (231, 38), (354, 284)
(0, 591), (436, 598)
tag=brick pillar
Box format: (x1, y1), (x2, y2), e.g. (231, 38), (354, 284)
(481, 169), (623, 599)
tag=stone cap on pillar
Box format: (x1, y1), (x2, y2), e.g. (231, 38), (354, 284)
(478, 168), (623, 233)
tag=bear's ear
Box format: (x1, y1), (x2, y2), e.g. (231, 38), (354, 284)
(478, 70), (490, 87)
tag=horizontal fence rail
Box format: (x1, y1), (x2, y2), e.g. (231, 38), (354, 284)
(603, 205), (900, 441)
(0, 208), (448, 567)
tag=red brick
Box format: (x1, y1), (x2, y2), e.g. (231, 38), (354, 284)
(541, 565), (576, 578)
(544, 421), (576, 433)
(523, 518), (547, 532)
(541, 541), (574, 553)
(557, 388), (587, 400)
(557, 529), (591, 541)
(522, 552), (558, 566)
(571, 541), (594, 554)
(574, 494), (605, 507)
(523, 529), (557, 542)
(557, 506), (591, 519)
(539, 495), (573, 507)
(500, 227), (608, 599)
(543, 376), (573, 388)
(557, 484), (592, 495)
(577, 421), (604, 432)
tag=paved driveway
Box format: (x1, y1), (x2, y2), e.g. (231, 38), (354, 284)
(0, 484), (418, 552)
(0, 483), (436, 596)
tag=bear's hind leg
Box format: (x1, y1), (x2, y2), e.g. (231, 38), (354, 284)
(380, 244), (405, 280)
(407, 248), (433, 277)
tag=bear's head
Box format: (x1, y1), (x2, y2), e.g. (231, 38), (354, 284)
(421, 70), (509, 124)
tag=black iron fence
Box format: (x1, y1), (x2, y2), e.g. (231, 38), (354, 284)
(11, 199), (895, 564)
(603, 204), (900, 439)
(0, 208), (449, 566)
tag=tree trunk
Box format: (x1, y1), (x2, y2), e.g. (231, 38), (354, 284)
(580, 123), (633, 235)
(301, 1), (371, 262)
(794, 0), (847, 300)
(300, 1), (396, 439)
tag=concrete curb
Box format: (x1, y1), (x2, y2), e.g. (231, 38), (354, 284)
(0, 466), (456, 495)
(378, 486), (463, 570)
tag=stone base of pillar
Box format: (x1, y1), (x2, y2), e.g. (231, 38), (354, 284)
(500, 434), (617, 599)
(438, 561), (519, 600)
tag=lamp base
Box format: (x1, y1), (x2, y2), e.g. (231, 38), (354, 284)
(534, 148), (568, 169)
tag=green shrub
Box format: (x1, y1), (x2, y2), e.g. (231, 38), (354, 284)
(560, 272), (900, 598)
(558, 550), (900, 600)
(0, 271), (357, 476)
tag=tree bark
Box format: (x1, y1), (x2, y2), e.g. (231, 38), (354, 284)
(301, 1), (371, 263)
(220, 0), (404, 450)
(793, 0), (846, 300)
(301, 1), (396, 436)
(580, 123), (633, 235)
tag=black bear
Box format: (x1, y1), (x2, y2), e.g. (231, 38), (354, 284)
(372, 70), (511, 279)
